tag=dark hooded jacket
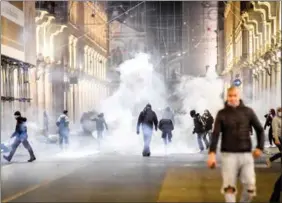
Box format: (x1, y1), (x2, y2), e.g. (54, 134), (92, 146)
(92, 114), (108, 131)
(264, 109), (275, 129)
(12, 117), (28, 140)
(192, 113), (205, 133)
(137, 105), (158, 131)
(209, 100), (264, 153)
(202, 112), (214, 131)
(158, 119), (174, 133)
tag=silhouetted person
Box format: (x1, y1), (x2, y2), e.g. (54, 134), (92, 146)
(266, 107), (282, 167)
(91, 113), (108, 149)
(3, 111), (36, 162)
(159, 118), (174, 154)
(202, 109), (214, 142)
(137, 104), (158, 157)
(264, 109), (276, 146)
(190, 110), (209, 151)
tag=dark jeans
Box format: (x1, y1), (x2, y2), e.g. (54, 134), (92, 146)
(270, 174), (281, 202)
(269, 137), (282, 162)
(6, 138), (35, 160)
(197, 133), (209, 151)
(162, 131), (172, 145)
(268, 127), (274, 145)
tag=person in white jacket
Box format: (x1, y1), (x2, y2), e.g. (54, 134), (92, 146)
(266, 107), (281, 167)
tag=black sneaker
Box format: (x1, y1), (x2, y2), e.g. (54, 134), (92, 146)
(3, 155), (11, 162)
(142, 152), (150, 157)
(27, 157), (36, 162)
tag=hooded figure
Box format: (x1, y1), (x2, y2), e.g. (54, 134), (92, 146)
(264, 108), (276, 146)
(137, 104), (158, 157)
(162, 107), (175, 124)
(158, 118), (174, 146)
(266, 107), (282, 167)
(91, 113), (108, 148)
(3, 111), (36, 162)
(56, 110), (70, 149)
(202, 109), (214, 142)
(190, 110), (209, 151)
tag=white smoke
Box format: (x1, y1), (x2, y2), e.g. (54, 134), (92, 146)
(170, 65), (224, 151)
(100, 53), (168, 154)
(98, 53), (225, 154)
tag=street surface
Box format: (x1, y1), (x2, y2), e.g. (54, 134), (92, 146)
(1, 146), (280, 203)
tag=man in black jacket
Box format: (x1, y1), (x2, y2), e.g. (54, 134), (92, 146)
(202, 109), (214, 143)
(137, 104), (158, 157)
(207, 86), (264, 203)
(91, 113), (108, 149)
(190, 110), (209, 151)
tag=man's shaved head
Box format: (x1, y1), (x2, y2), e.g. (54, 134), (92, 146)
(227, 86), (240, 107)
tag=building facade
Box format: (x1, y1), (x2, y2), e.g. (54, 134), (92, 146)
(108, 20), (146, 92)
(1, 1), (37, 138)
(222, 1), (281, 109)
(34, 1), (109, 126)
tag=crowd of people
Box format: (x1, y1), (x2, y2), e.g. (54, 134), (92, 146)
(1, 85), (280, 202)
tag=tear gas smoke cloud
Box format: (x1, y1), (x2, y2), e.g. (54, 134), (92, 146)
(99, 54), (225, 154)
(99, 53), (168, 154)
(98, 53), (279, 155)
(171, 65), (224, 151)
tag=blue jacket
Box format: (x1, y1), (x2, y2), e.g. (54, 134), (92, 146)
(11, 117), (28, 140)
(56, 114), (70, 134)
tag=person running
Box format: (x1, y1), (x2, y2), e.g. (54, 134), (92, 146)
(264, 108), (276, 147)
(266, 107), (281, 167)
(136, 104), (158, 157)
(3, 111), (36, 162)
(207, 86), (264, 203)
(190, 110), (209, 151)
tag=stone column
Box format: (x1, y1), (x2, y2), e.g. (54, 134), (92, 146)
(252, 71), (256, 101)
(275, 62), (281, 105)
(265, 66), (271, 107)
(255, 70), (259, 100)
(269, 64), (275, 107)
(257, 69), (261, 100)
